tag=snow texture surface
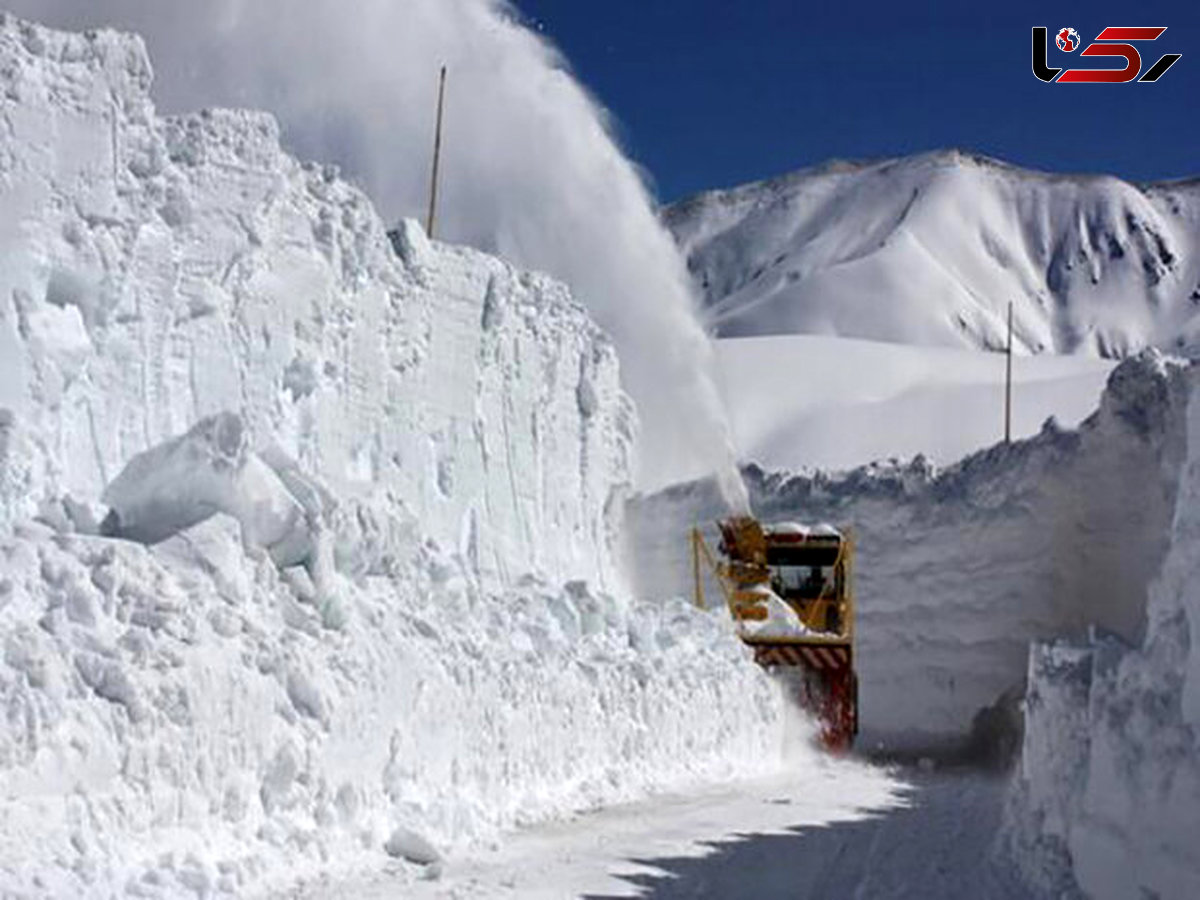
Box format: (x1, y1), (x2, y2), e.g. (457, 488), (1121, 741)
(0, 17), (785, 895)
(1008, 361), (1200, 899)
(0, 13), (633, 592)
(713, 334), (1113, 473)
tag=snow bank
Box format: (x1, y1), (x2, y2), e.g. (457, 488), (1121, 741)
(0, 16), (785, 894)
(1007, 362), (1200, 899)
(629, 351), (1193, 751)
(0, 519), (782, 896)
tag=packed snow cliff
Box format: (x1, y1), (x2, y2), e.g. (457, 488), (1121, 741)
(6, 0), (751, 498)
(1006, 362), (1200, 900)
(666, 151), (1200, 356)
(0, 16), (785, 895)
(0, 12), (632, 591)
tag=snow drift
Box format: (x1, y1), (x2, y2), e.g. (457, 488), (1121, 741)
(628, 351), (1192, 752)
(0, 517), (784, 896)
(667, 151), (1200, 357)
(0, 17), (784, 894)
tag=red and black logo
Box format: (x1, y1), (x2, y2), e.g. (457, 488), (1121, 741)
(1033, 26), (1182, 83)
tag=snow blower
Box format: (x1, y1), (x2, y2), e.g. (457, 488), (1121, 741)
(692, 516), (858, 750)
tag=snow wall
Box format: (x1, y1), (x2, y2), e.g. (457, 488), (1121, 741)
(628, 351), (1193, 751)
(0, 18), (785, 895)
(1005, 365), (1200, 899)
(0, 14), (632, 592)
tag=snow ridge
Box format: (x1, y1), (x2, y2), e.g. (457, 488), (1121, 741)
(666, 150), (1200, 356)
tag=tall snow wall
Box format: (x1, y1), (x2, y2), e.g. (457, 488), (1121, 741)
(0, 17), (785, 895)
(1007, 362), (1200, 899)
(0, 13), (632, 592)
(628, 351), (1193, 750)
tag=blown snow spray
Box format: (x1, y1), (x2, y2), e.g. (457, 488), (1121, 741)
(19, 0), (750, 497)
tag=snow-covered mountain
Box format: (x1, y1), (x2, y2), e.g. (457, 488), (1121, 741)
(666, 151), (1200, 356)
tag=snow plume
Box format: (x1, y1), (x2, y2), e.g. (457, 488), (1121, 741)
(13, 0), (749, 507)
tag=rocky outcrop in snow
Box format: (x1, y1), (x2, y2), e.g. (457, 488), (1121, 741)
(666, 151), (1200, 356)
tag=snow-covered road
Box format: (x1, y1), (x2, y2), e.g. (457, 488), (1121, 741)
(287, 761), (1036, 899)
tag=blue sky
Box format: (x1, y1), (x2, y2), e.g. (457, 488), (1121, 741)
(513, 1), (1200, 202)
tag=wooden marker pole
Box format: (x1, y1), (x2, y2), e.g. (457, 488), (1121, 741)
(1005, 301), (1013, 445)
(426, 66), (447, 239)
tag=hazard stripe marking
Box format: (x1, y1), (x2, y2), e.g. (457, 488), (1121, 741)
(753, 644), (851, 671)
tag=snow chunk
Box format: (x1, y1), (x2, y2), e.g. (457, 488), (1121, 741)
(736, 584), (814, 640)
(384, 827), (441, 866)
(100, 412), (314, 568)
(388, 217), (433, 268)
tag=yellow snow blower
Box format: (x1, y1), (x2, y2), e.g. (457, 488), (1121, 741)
(692, 516), (858, 749)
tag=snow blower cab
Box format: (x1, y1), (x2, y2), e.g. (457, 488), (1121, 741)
(695, 516), (858, 749)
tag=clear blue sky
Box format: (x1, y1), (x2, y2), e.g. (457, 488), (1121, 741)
(512, 1), (1200, 202)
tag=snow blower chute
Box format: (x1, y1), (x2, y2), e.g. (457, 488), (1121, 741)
(692, 516), (858, 750)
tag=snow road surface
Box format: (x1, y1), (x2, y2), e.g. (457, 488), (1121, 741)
(290, 763), (1035, 899)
